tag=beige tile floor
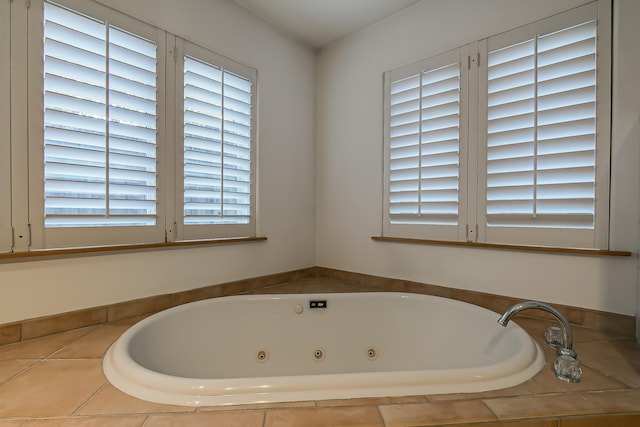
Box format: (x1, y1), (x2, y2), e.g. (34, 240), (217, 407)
(0, 282), (639, 426)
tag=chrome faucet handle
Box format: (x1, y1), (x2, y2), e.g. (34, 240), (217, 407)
(545, 326), (564, 349)
(554, 354), (582, 382)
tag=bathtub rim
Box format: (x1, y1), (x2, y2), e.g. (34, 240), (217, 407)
(103, 291), (546, 407)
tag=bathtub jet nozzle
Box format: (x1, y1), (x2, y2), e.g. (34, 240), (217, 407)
(498, 301), (581, 383)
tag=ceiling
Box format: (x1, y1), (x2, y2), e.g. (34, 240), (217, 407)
(233, 0), (423, 49)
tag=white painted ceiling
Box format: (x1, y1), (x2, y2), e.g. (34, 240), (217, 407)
(233, 0), (423, 48)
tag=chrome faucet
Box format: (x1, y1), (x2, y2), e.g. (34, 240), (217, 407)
(498, 301), (582, 382)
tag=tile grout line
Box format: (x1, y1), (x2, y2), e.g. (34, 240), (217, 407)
(0, 358), (45, 387)
(71, 381), (109, 417)
(478, 398), (501, 424)
(375, 404), (387, 427)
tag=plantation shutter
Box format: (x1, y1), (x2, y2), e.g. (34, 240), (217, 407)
(43, 2), (158, 228)
(485, 21), (597, 229)
(177, 41), (256, 240)
(478, 2), (609, 248)
(29, 0), (166, 249)
(384, 49), (467, 241)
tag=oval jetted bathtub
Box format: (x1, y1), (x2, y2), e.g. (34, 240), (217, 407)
(103, 292), (544, 406)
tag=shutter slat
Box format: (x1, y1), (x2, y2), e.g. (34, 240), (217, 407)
(422, 138), (459, 156)
(487, 156), (534, 174)
(390, 109), (419, 128)
(389, 180), (419, 192)
(421, 89), (459, 110)
(487, 214), (594, 228)
(422, 152), (459, 168)
(390, 122), (420, 139)
(44, 38), (105, 72)
(538, 20), (596, 52)
(389, 132), (421, 149)
(537, 134), (594, 155)
(487, 127), (534, 148)
(390, 98), (420, 117)
(538, 70), (595, 96)
(487, 141), (534, 161)
(390, 75), (420, 96)
(421, 111), (459, 131)
(389, 214), (458, 226)
(538, 54), (596, 82)
(44, 4), (104, 39)
(487, 170), (533, 187)
(488, 84), (534, 108)
(538, 149), (594, 170)
(422, 164), (459, 179)
(537, 166), (595, 185)
(538, 86), (595, 110)
(487, 185), (533, 200)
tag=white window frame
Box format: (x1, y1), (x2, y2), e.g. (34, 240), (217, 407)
(11, 0), (258, 252)
(27, 0), (167, 249)
(383, 0), (611, 250)
(0, 0), (11, 252)
(383, 47), (471, 242)
(477, 1), (611, 249)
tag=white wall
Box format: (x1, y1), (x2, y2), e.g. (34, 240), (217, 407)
(316, 0), (640, 316)
(0, 0), (317, 324)
(611, 0), (640, 338)
(2, 0), (638, 326)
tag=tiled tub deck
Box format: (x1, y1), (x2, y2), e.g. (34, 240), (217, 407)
(0, 277), (638, 426)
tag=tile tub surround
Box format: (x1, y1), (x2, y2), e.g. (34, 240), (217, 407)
(0, 267), (636, 347)
(0, 280), (637, 426)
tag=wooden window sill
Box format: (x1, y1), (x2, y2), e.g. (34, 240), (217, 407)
(0, 237), (268, 261)
(371, 236), (632, 257)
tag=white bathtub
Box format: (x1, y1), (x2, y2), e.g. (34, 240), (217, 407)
(103, 292), (544, 407)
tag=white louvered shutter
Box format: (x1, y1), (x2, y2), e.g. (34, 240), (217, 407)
(486, 21), (597, 228)
(43, 1), (158, 228)
(384, 49), (467, 240)
(177, 41), (256, 240)
(478, 1), (610, 249)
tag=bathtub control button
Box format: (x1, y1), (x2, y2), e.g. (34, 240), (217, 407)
(310, 300), (327, 309)
(294, 304), (304, 314)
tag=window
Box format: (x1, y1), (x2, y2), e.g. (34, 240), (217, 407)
(383, 1), (610, 249)
(384, 47), (470, 242)
(29, 0), (166, 249)
(176, 40), (256, 240)
(18, 0), (257, 251)
(42, 5), (159, 229)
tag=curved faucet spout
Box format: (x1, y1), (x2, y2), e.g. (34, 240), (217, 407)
(498, 301), (581, 383)
(498, 301), (575, 357)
